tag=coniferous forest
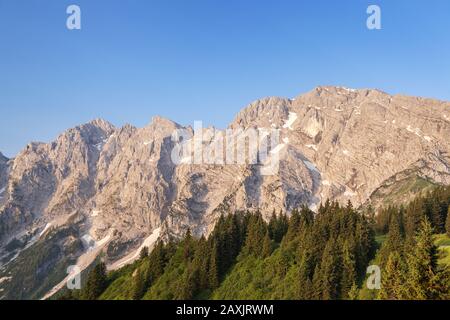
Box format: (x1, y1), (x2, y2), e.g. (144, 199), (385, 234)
(60, 186), (450, 300)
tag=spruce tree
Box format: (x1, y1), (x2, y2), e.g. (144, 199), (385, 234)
(348, 282), (359, 300)
(311, 264), (322, 300)
(183, 228), (194, 261)
(208, 242), (220, 289)
(285, 209), (301, 241)
(379, 210), (404, 266)
(297, 249), (314, 299)
(378, 251), (406, 300)
(340, 240), (356, 299)
(261, 231), (273, 258)
(82, 262), (108, 300)
(139, 246), (149, 259)
(131, 269), (146, 300)
(318, 240), (341, 300)
(403, 218), (450, 299)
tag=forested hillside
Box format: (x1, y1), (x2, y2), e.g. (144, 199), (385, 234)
(58, 187), (450, 300)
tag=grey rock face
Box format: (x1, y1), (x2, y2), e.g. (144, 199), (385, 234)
(1, 87), (450, 283)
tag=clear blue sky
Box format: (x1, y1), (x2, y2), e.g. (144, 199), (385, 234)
(1, 0), (449, 157)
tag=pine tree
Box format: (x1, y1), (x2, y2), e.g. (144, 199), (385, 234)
(378, 251), (406, 300)
(403, 218), (450, 300)
(285, 209), (301, 241)
(404, 198), (424, 239)
(82, 262), (108, 300)
(131, 269), (146, 300)
(348, 282), (359, 300)
(176, 270), (196, 300)
(340, 240), (356, 299)
(139, 246), (149, 259)
(268, 210), (277, 240)
(243, 213), (266, 256)
(297, 249), (314, 299)
(379, 210), (404, 266)
(261, 231), (273, 258)
(311, 264), (322, 300)
(192, 236), (210, 289)
(208, 241), (220, 289)
(318, 240), (341, 300)
(183, 228), (194, 261)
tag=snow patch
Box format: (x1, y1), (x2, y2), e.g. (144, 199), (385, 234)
(344, 189), (357, 197)
(0, 187), (5, 194)
(81, 234), (96, 250)
(0, 277), (12, 285)
(143, 141), (152, 146)
(343, 150), (350, 156)
(339, 87), (357, 93)
(94, 142), (104, 151)
(282, 112), (298, 130)
(322, 180), (331, 186)
(282, 137), (290, 144)
(406, 125), (429, 141)
(39, 223), (52, 237)
(92, 210), (101, 217)
(305, 144), (318, 151)
(334, 108), (343, 112)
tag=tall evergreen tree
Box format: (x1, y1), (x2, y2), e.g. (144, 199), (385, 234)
(403, 218), (450, 300)
(131, 269), (146, 300)
(340, 239), (356, 299)
(261, 231), (273, 258)
(297, 249), (314, 300)
(82, 262), (108, 300)
(378, 251), (406, 300)
(379, 210), (404, 266)
(208, 241), (220, 289)
(318, 240), (341, 300)
(139, 246), (149, 259)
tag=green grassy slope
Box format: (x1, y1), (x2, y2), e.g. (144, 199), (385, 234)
(364, 174), (437, 210)
(435, 234), (450, 267)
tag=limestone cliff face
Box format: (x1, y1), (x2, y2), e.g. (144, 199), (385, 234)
(1, 87), (450, 283)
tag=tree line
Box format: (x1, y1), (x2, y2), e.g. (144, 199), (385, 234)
(60, 186), (450, 300)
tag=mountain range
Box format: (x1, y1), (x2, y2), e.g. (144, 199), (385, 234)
(1, 86), (450, 299)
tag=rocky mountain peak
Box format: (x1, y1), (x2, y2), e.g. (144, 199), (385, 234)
(230, 96), (292, 129)
(88, 118), (116, 132)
